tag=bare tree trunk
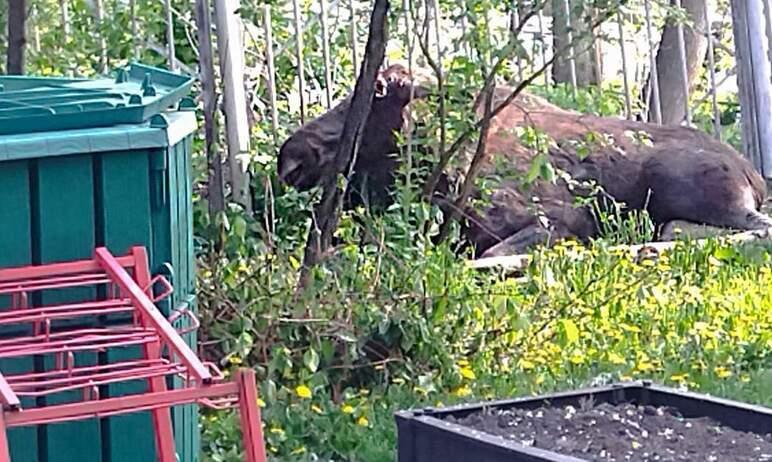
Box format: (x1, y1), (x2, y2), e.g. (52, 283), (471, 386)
(551, 0), (601, 86)
(297, 0), (390, 292)
(213, 0), (253, 213)
(645, 0), (709, 125)
(732, 0), (772, 177)
(7, 0), (26, 75)
(194, 0), (226, 219)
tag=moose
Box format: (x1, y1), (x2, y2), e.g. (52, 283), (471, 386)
(278, 63), (772, 258)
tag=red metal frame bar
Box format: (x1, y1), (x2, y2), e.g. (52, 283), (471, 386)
(0, 327), (158, 359)
(0, 255), (135, 284)
(0, 247), (267, 462)
(122, 246), (177, 462)
(95, 247), (212, 384)
(8, 361), (186, 398)
(2, 370), (267, 462)
(4, 381), (238, 427)
(0, 299), (133, 326)
(0, 375), (19, 410)
(0, 273), (112, 295)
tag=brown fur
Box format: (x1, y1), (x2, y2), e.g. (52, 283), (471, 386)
(278, 69), (771, 258)
(457, 86), (770, 257)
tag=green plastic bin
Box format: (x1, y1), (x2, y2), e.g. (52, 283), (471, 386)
(0, 105), (200, 461)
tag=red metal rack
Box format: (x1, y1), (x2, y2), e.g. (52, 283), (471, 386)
(0, 247), (267, 462)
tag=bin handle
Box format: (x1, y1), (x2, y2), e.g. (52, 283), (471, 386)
(143, 274), (174, 303)
(168, 303), (200, 336)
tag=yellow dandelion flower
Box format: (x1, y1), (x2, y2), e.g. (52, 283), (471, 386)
(607, 352), (626, 365)
(269, 427), (284, 436)
(295, 385), (312, 399)
(357, 416), (369, 427)
(619, 323), (641, 333)
(291, 447), (307, 455)
(342, 404), (355, 414)
(714, 366), (733, 379)
(257, 398), (266, 408)
(670, 373), (688, 383)
(569, 351), (586, 364)
(455, 385), (472, 397)
(311, 404), (324, 414)
(460, 367), (476, 380)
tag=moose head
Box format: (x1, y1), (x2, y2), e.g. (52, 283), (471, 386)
(277, 63), (430, 206)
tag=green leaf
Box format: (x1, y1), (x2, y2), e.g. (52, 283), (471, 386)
(713, 246), (736, 261)
(525, 154), (544, 184)
(304, 348), (320, 373)
(539, 159), (555, 183)
(562, 319), (580, 344)
(232, 216), (247, 239)
(432, 296), (448, 322)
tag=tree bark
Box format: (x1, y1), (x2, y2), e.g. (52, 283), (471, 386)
(731, 0), (772, 177)
(7, 0), (26, 75)
(214, 0), (253, 213)
(551, 0), (601, 86)
(645, 0), (709, 125)
(194, 0), (226, 219)
(297, 0), (390, 292)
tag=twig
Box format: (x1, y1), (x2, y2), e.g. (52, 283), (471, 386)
(437, 82), (495, 241)
(423, 2), (621, 199)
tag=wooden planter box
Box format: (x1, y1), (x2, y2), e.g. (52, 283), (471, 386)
(395, 381), (772, 462)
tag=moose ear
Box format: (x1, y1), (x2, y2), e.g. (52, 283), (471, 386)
(374, 73), (388, 98)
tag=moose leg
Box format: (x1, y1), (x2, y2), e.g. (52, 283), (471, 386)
(730, 209), (772, 229)
(479, 225), (564, 258)
(658, 220), (736, 241)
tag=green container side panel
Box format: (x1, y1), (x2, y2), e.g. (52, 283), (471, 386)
(0, 110), (199, 462)
(178, 137), (199, 462)
(35, 155), (102, 462)
(0, 160), (32, 322)
(0, 161), (38, 462)
(0, 161), (32, 270)
(97, 151), (157, 462)
(3, 358), (38, 462)
(155, 137), (200, 462)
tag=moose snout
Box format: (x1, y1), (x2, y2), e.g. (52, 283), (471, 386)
(278, 138), (325, 191)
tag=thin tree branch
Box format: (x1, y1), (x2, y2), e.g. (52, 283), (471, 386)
(428, 3), (624, 242)
(424, 4), (623, 200)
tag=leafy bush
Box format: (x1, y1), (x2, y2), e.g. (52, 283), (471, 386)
(199, 213), (772, 461)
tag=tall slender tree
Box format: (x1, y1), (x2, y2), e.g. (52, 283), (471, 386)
(551, 0), (603, 86)
(645, 0), (709, 125)
(6, 0), (26, 75)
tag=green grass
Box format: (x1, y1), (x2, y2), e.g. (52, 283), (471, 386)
(198, 214), (772, 461)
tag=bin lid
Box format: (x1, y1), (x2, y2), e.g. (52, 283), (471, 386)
(0, 110), (198, 162)
(0, 63), (195, 136)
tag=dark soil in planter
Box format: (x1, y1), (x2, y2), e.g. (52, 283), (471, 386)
(445, 401), (772, 461)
